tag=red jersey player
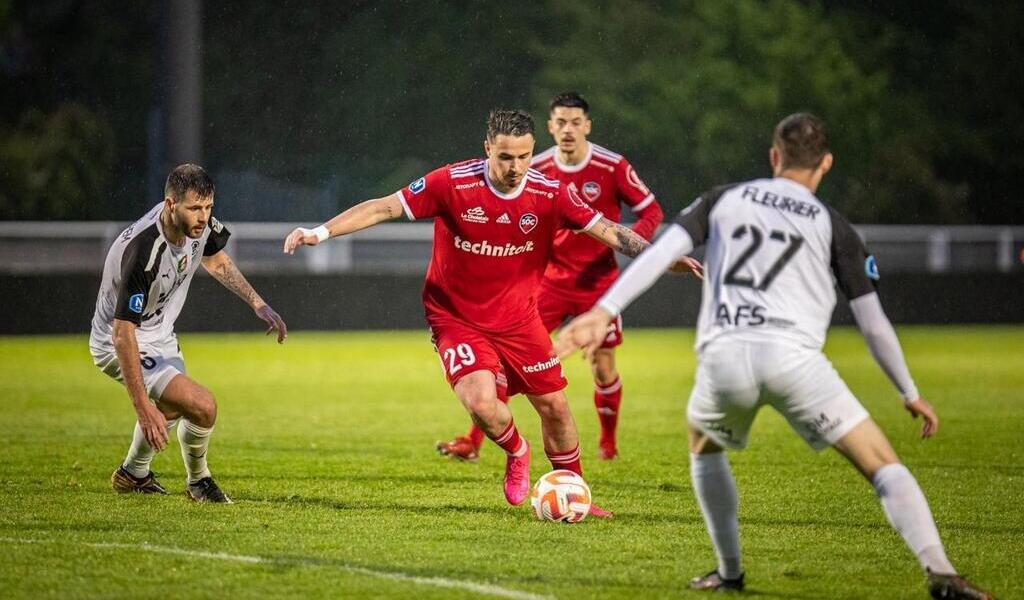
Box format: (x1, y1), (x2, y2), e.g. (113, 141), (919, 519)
(283, 110), (702, 516)
(437, 92), (664, 462)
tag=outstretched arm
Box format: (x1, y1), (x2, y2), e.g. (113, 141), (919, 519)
(849, 292), (937, 438)
(555, 224), (697, 359)
(584, 216), (651, 258)
(585, 216), (703, 275)
(283, 193), (404, 254)
(202, 250), (287, 343)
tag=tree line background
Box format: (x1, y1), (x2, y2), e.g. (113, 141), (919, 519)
(1, 0), (1021, 224)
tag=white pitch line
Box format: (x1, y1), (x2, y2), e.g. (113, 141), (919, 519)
(0, 537), (554, 600)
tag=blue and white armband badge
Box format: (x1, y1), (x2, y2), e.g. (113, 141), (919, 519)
(409, 177), (426, 195)
(128, 293), (145, 314)
(865, 255), (880, 280)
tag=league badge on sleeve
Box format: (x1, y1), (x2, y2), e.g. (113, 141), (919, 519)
(128, 293), (145, 314)
(865, 255), (880, 280)
(410, 177), (426, 195)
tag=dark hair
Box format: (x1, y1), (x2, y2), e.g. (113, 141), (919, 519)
(164, 163), (215, 202)
(486, 109), (535, 141)
(549, 91), (589, 115)
(773, 113), (830, 170)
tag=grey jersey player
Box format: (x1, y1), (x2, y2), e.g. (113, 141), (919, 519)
(555, 115), (992, 599)
(90, 164), (287, 503)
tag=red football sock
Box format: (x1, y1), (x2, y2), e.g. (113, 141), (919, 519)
(467, 380), (509, 449)
(490, 419), (526, 457)
(467, 424), (485, 449)
(546, 445), (582, 476)
(594, 376), (622, 446)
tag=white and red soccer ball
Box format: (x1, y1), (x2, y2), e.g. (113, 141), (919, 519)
(530, 469), (591, 523)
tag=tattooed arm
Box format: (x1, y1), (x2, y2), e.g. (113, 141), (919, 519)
(584, 217), (651, 258)
(283, 194), (404, 254)
(583, 217), (704, 277)
(202, 251), (288, 343)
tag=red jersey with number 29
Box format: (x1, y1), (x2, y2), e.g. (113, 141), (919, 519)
(397, 159), (603, 331)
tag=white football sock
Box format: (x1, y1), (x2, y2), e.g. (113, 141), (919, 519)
(177, 420), (213, 484)
(690, 452), (742, 579)
(123, 418), (179, 478)
(872, 463), (956, 575)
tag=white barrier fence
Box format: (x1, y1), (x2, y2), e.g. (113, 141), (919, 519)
(0, 221), (1020, 275)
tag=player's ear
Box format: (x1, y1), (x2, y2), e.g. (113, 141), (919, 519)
(818, 152), (834, 175)
(583, 118), (592, 136)
(484, 138), (491, 157)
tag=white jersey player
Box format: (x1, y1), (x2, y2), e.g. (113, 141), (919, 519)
(555, 114), (992, 599)
(90, 164), (287, 503)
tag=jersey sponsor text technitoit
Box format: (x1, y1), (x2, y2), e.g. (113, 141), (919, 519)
(452, 235), (535, 257)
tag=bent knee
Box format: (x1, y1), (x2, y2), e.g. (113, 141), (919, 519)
(532, 394), (571, 421)
(191, 387), (217, 427)
(460, 388), (499, 418)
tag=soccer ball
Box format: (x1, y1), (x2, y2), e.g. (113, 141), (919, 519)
(530, 469), (591, 523)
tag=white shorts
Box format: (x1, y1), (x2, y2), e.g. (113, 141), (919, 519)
(687, 339), (869, 451)
(91, 337), (186, 401)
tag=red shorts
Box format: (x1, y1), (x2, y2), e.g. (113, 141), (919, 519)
(428, 314), (567, 397)
(537, 283), (623, 349)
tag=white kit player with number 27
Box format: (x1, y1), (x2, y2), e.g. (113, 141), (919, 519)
(555, 114), (992, 598)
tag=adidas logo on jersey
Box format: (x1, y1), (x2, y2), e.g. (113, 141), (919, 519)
(461, 206), (488, 223)
(496, 213), (511, 224)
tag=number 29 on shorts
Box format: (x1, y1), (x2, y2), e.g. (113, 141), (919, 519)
(443, 343), (476, 375)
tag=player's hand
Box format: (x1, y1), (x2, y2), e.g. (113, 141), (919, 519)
(137, 404), (169, 452)
(555, 307), (615, 361)
(905, 397), (939, 439)
(255, 303), (288, 343)
(283, 227), (321, 254)
(669, 255), (704, 279)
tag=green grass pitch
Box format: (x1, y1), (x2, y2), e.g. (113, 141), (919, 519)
(1, 327), (1021, 599)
